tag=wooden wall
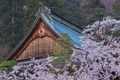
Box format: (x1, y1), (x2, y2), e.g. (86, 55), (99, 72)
(16, 36), (56, 60)
(7, 19), (59, 61)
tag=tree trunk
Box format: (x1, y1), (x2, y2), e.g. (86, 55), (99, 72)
(11, 0), (15, 23)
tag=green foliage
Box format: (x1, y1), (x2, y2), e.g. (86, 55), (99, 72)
(0, 0), (24, 50)
(0, 61), (17, 67)
(54, 33), (73, 55)
(112, 0), (120, 19)
(80, 0), (106, 27)
(113, 30), (120, 37)
(52, 53), (71, 68)
(41, 0), (81, 26)
(51, 54), (76, 75)
(53, 33), (73, 69)
(0, 61), (17, 72)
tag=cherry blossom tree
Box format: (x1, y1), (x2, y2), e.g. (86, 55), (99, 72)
(71, 36), (120, 80)
(82, 16), (120, 44)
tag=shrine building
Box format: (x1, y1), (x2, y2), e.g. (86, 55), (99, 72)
(3, 5), (82, 63)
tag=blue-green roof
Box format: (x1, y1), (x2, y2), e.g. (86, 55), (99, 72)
(52, 20), (82, 45)
(39, 9), (83, 45)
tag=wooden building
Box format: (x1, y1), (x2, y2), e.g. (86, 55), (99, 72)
(3, 6), (82, 62)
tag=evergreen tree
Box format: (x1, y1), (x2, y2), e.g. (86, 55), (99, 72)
(41, 0), (81, 26)
(112, 0), (120, 19)
(0, 0), (25, 61)
(54, 33), (73, 55)
(53, 33), (73, 68)
(80, 0), (106, 27)
(0, 61), (17, 72)
(22, 0), (40, 35)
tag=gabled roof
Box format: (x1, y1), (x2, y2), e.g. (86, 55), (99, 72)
(1, 6), (83, 63)
(35, 6), (83, 44)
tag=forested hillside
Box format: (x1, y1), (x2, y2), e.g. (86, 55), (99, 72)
(0, 0), (120, 62)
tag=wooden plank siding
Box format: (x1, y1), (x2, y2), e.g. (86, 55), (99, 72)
(16, 36), (56, 60)
(7, 20), (58, 61)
